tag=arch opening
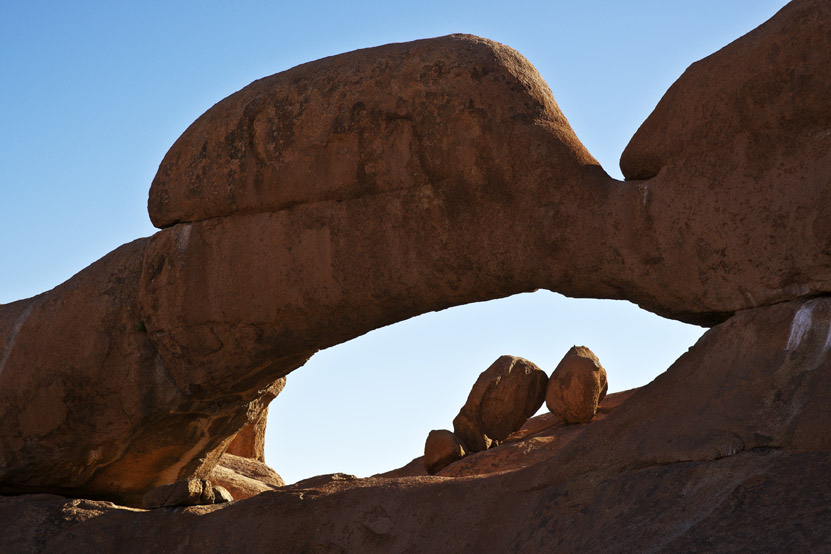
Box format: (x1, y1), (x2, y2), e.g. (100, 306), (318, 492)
(265, 290), (706, 484)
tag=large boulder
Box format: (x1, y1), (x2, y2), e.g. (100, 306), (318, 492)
(147, 35), (599, 228)
(423, 430), (466, 475)
(452, 355), (548, 452)
(208, 453), (285, 500)
(545, 346), (608, 424)
(4, 33), (598, 505)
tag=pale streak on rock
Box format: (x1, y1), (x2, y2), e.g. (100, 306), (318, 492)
(0, 302), (34, 379)
(786, 300), (817, 351)
(176, 223), (192, 254)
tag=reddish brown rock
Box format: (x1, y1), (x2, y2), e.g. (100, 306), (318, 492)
(615, 0), (831, 322)
(208, 453), (284, 500)
(142, 478), (214, 509)
(2, 0), (831, 518)
(3, 33), (597, 507)
(382, 389), (635, 480)
(452, 356), (548, 452)
(147, 35), (599, 228)
(213, 485), (233, 504)
(3, 293), (831, 551)
(545, 346), (608, 424)
(136, 35), (615, 395)
(438, 389), (634, 478)
(0, 239), (285, 507)
(526, 296), (831, 491)
(423, 430), (465, 475)
(0, 239), (192, 506)
(224, 377), (285, 462)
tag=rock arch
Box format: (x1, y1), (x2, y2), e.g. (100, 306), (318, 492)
(1, 0), (830, 506)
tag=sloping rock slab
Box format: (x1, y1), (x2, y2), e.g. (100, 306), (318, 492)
(1, 451), (828, 553)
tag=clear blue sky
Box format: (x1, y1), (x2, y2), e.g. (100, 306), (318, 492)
(1, 1), (789, 483)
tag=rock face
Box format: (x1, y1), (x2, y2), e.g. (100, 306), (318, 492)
(135, 34), (613, 407)
(423, 430), (465, 475)
(142, 478), (215, 509)
(452, 356), (548, 452)
(616, 0), (831, 321)
(224, 377), (285, 462)
(526, 297), (831, 490)
(0, 0), (830, 538)
(0, 240), (286, 506)
(545, 346), (607, 424)
(3, 296), (830, 552)
(147, 35), (599, 228)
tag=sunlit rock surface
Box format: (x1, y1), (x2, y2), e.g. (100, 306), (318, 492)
(0, 0), (830, 550)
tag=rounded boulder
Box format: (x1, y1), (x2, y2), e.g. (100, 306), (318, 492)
(546, 346), (608, 424)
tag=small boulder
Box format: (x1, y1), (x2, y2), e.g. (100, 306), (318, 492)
(546, 346), (608, 424)
(208, 453), (285, 500)
(142, 478), (214, 509)
(424, 430), (466, 475)
(453, 356), (549, 453)
(212, 485), (234, 504)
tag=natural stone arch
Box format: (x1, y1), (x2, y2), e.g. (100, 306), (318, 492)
(2, 0), (830, 506)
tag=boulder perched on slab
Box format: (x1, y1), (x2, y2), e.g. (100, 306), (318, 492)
(208, 453), (285, 501)
(423, 430), (466, 475)
(545, 346), (608, 424)
(453, 356), (548, 452)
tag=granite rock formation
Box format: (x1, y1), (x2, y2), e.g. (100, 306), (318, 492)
(0, 250), (285, 505)
(545, 346), (607, 424)
(224, 377), (285, 462)
(0, 0), (830, 550)
(452, 355), (548, 452)
(393, 389), (636, 480)
(615, 0), (831, 322)
(208, 453), (285, 501)
(141, 478), (215, 509)
(3, 297), (830, 551)
(423, 430), (466, 475)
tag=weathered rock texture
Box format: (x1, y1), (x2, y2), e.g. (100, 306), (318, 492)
(423, 430), (465, 475)
(141, 478), (214, 509)
(224, 377), (285, 462)
(0, 0), (830, 541)
(0, 242), (286, 506)
(3, 297), (830, 552)
(545, 346), (607, 423)
(452, 355), (548, 452)
(616, 0), (831, 320)
(208, 453), (284, 501)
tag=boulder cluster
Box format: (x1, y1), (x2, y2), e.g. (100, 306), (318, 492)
(425, 347), (608, 474)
